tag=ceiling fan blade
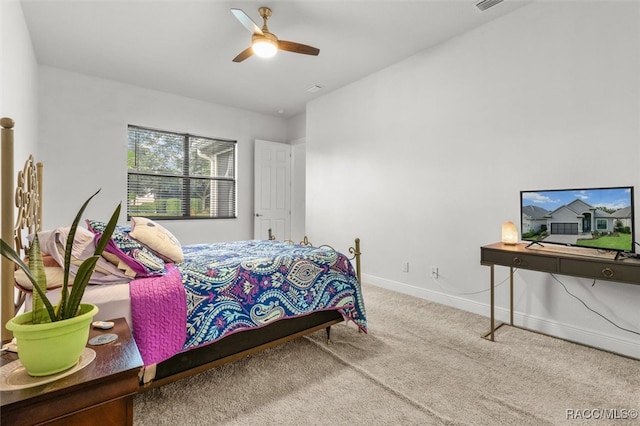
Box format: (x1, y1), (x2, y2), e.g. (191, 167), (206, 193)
(278, 40), (320, 56)
(232, 46), (254, 63)
(231, 8), (263, 35)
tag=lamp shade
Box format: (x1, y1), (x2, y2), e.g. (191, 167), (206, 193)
(253, 39), (277, 58)
(501, 221), (518, 245)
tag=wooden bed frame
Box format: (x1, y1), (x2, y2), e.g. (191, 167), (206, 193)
(1, 117), (363, 389)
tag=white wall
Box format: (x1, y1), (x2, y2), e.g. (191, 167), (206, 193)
(0, 0), (39, 168)
(38, 66), (288, 244)
(286, 112), (306, 142)
(287, 111), (307, 242)
(1, 1), (39, 319)
(306, 1), (640, 358)
(290, 142), (306, 243)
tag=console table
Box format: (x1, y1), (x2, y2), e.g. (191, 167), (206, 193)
(480, 242), (640, 342)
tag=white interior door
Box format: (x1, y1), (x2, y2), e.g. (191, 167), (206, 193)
(254, 140), (291, 240)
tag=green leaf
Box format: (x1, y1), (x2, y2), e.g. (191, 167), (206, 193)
(59, 189), (101, 317)
(61, 201), (120, 320)
(0, 238), (56, 322)
(28, 236), (46, 324)
(95, 203), (121, 255)
(62, 256), (99, 320)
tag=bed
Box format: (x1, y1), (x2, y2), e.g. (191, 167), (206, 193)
(1, 117), (367, 389)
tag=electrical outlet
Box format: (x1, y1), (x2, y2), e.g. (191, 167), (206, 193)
(431, 266), (438, 279)
(402, 261), (409, 272)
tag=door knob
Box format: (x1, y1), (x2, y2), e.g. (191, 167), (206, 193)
(255, 213), (263, 217)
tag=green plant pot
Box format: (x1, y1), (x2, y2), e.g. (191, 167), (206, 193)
(6, 304), (99, 376)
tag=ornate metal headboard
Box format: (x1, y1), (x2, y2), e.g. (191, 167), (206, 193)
(12, 155), (43, 264)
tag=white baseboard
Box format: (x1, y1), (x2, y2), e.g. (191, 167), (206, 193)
(362, 273), (639, 360)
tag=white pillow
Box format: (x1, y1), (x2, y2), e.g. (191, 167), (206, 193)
(128, 217), (184, 263)
(15, 267), (65, 290)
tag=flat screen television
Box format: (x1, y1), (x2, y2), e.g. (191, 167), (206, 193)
(520, 186), (635, 254)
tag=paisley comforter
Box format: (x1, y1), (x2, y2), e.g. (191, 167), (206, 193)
(131, 240), (367, 365)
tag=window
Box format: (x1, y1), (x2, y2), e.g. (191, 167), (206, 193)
(127, 125), (236, 219)
(596, 219), (607, 231)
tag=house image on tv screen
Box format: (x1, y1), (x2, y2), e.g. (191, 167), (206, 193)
(522, 195), (633, 250)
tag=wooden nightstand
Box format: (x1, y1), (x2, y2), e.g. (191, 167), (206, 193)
(1, 317), (143, 426)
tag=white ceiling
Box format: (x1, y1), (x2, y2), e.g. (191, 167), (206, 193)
(21, 0), (532, 118)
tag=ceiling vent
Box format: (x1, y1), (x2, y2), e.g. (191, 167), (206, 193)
(306, 85), (323, 93)
(475, 0), (504, 12)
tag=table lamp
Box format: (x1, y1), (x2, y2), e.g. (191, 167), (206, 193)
(502, 221), (518, 245)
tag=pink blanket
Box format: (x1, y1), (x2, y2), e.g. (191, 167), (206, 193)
(129, 264), (187, 365)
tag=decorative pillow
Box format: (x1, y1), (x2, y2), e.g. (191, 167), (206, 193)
(23, 253), (59, 268)
(86, 220), (165, 277)
(25, 227), (132, 284)
(101, 251), (138, 278)
(129, 217), (184, 263)
(14, 267), (65, 290)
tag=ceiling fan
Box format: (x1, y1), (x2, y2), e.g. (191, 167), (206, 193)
(230, 7), (320, 62)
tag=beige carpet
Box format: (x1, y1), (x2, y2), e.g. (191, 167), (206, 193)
(134, 283), (639, 425)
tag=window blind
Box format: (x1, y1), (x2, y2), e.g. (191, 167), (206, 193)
(127, 125), (237, 219)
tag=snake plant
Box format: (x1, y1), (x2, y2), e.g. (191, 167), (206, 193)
(1, 189), (120, 323)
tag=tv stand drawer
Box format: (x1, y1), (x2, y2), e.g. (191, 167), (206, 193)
(560, 259), (640, 284)
(481, 247), (557, 272)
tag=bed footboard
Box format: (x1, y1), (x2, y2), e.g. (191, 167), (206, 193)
(291, 236), (362, 285)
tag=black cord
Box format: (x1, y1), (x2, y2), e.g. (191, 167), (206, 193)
(551, 274), (640, 336)
(436, 269), (639, 336)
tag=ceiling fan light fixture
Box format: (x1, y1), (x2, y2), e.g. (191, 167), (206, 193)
(252, 38), (277, 58)
(231, 7), (319, 63)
